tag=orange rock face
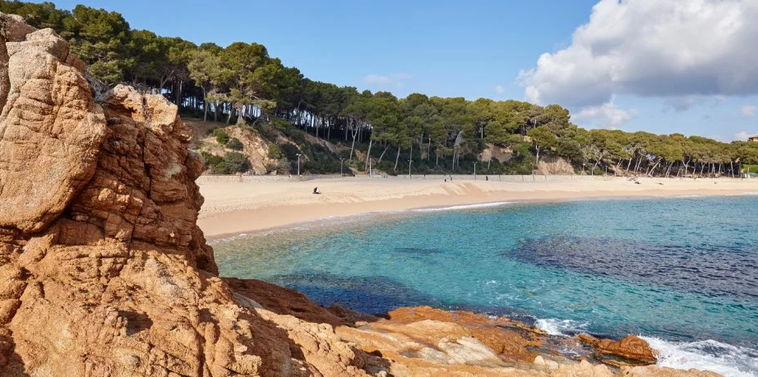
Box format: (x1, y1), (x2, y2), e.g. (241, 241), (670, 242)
(378, 306), (544, 363)
(0, 12), (724, 377)
(224, 277), (345, 327)
(0, 14), (106, 240)
(578, 334), (658, 366)
(0, 14), (373, 377)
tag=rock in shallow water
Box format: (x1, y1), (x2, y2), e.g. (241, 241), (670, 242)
(578, 333), (658, 366)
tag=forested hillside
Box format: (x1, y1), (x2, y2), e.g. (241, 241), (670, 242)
(3, 1), (757, 177)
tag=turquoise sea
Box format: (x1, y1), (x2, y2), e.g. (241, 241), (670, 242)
(213, 196), (758, 376)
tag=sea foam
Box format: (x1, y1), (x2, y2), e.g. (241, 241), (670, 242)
(534, 318), (588, 336)
(412, 201), (512, 212)
(642, 337), (756, 377)
(535, 318), (757, 377)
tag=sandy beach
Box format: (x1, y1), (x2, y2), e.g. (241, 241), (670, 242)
(197, 176), (758, 239)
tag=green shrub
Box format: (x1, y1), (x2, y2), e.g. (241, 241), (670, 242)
(206, 151), (250, 174)
(223, 152), (250, 172)
(212, 128), (229, 145)
(200, 151), (223, 168)
(269, 117), (290, 130)
(227, 137), (244, 150)
(280, 143), (301, 160)
(268, 143), (283, 159)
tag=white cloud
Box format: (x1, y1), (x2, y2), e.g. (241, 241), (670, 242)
(494, 84), (505, 95)
(364, 73), (413, 87)
(519, 0), (758, 107)
(572, 97), (637, 129)
(735, 131), (751, 141)
(741, 105), (756, 117)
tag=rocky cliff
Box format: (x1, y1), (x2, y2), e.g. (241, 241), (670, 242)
(0, 14), (372, 376)
(0, 14), (723, 377)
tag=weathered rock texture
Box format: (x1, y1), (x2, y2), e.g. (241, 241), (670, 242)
(0, 15), (373, 377)
(0, 13), (725, 377)
(579, 334), (658, 367)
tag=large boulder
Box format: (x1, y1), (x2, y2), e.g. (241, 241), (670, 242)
(0, 14), (373, 377)
(0, 14), (105, 239)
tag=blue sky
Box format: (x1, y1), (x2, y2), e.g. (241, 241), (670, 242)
(45, 0), (758, 141)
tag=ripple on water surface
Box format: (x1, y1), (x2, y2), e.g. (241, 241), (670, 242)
(214, 196), (758, 377)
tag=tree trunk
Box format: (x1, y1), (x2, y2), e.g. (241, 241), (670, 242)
(683, 158), (689, 178)
(377, 143), (390, 165)
(592, 154), (602, 174)
(176, 80), (184, 106)
(394, 147), (401, 172)
(349, 124), (358, 161)
(364, 138), (373, 171)
(236, 104), (246, 126)
(648, 159), (661, 177)
(202, 88), (209, 122)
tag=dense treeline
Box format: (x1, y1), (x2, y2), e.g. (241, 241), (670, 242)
(3, 1), (758, 176)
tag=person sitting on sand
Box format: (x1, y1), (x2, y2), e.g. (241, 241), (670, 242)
(313, 187), (321, 194)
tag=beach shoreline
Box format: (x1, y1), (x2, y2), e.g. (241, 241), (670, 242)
(198, 176), (758, 240)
